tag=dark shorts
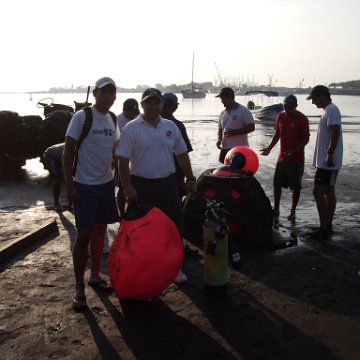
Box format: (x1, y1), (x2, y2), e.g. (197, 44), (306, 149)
(43, 153), (62, 179)
(273, 161), (304, 190)
(74, 180), (119, 231)
(314, 168), (338, 186)
(130, 175), (183, 235)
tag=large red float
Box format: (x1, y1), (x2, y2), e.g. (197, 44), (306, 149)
(108, 206), (183, 299)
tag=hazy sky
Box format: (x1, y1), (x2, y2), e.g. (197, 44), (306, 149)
(1, 0), (359, 92)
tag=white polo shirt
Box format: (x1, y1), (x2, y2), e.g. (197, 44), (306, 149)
(66, 106), (120, 185)
(218, 103), (255, 149)
(115, 116), (187, 179)
(313, 102), (343, 170)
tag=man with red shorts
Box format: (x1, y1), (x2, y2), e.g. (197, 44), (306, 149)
(261, 94), (309, 221)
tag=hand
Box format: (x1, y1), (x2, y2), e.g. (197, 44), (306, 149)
(67, 183), (80, 204)
(124, 183), (137, 202)
(260, 147), (270, 156)
(326, 153), (335, 167)
(186, 180), (197, 194)
(224, 128), (237, 137)
(216, 140), (222, 149)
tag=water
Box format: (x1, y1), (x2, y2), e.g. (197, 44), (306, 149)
(1, 91), (360, 177)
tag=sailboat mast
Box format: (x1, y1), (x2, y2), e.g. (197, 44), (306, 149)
(191, 51), (194, 91)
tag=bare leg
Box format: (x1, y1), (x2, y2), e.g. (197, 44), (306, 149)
(326, 186), (336, 227)
(288, 189), (301, 219)
(89, 224), (107, 281)
(72, 228), (92, 296)
(52, 178), (62, 210)
(313, 184), (329, 229)
(273, 186), (282, 217)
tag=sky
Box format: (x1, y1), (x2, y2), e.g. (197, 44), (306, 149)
(1, 0), (359, 92)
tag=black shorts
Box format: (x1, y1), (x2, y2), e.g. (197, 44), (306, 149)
(314, 168), (338, 186)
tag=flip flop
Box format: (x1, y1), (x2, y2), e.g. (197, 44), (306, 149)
(72, 294), (87, 311)
(88, 279), (113, 292)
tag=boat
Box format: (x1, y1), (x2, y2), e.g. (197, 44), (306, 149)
(182, 52), (206, 99)
(244, 90), (283, 122)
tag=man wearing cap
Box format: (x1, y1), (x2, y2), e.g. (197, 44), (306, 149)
(216, 87), (255, 163)
(306, 85), (343, 239)
(161, 92), (193, 199)
(63, 77), (120, 310)
(260, 94), (309, 221)
(115, 98), (140, 215)
(115, 88), (197, 284)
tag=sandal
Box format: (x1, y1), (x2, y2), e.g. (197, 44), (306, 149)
(88, 279), (113, 292)
(72, 294), (87, 311)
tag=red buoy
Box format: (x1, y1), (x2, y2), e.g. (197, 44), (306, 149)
(108, 206), (183, 299)
(224, 146), (259, 175)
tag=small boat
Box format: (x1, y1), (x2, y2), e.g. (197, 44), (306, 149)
(182, 52), (206, 99)
(244, 90), (283, 122)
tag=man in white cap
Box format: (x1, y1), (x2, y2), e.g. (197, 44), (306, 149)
(63, 77), (120, 311)
(306, 85), (343, 240)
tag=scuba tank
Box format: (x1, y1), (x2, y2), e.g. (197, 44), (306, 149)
(203, 199), (229, 297)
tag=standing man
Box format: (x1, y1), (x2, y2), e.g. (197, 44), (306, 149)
(115, 98), (140, 215)
(216, 87), (255, 163)
(306, 85), (343, 239)
(63, 77), (120, 311)
(260, 95), (310, 221)
(115, 88), (197, 284)
(161, 92), (193, 199)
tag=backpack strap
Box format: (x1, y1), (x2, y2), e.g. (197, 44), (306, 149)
(72, 108), (117, 176)
(72, 107), (93, 176)
(109, 111), (117, 128)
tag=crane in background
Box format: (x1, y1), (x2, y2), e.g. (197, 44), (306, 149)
(214, 63), (226, 87)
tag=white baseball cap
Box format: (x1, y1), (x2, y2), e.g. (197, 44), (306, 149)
(95, 77), (116, 89)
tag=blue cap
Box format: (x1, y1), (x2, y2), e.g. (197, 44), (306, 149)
(163, 92), (179, 104)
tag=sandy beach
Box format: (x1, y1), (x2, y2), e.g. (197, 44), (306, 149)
(0, 123), (360, 360)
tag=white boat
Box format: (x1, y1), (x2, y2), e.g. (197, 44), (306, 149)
(182, 52), (206, 99)
(244, 90), (283, 122)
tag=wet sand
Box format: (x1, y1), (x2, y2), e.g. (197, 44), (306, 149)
(0, 125), (360, 360)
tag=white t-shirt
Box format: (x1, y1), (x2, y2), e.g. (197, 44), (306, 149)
(117, 113), (139, 131)
(115, 116), (187, 179)
(218, 103), (255, 149)
(66, 106), (120, 185)
(313, 102), (343, 170)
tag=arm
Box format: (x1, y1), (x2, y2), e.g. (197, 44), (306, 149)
(284, 136), (309, 157)
(224, 123), (255, 137)
(326, 124), (340, 167)
(175, 152), (197, 193)
(62, 136), (79, 203)
(260, 130), (280, 156)
(216, 126), (223, 149)
(118, 156), (137, 202)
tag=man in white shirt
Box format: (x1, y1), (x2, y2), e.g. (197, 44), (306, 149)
(216, 87), (255, 163)
(306, 85), (343, 240)
(63, 77), (120, 311)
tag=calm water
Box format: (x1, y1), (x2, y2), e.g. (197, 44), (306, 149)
(1, 92), (360, 176)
